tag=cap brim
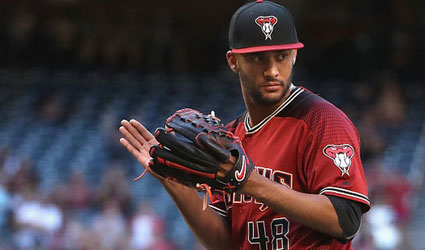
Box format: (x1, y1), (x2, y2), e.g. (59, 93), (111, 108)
(231, 42), (304, 54)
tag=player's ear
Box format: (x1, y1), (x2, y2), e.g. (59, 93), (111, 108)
(226, 51), (239, 73)
(292, 49), (298, 65)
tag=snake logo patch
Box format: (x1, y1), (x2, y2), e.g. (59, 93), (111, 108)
(255, 16), (278, 40)
(323, 144), (354, 177)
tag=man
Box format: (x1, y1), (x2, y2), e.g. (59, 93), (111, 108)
(119, 1), (370, 249)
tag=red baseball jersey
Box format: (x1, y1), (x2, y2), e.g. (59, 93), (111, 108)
(210, 86), (370, 250)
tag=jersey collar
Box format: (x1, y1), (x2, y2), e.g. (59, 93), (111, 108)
(244, 84), (304, 134)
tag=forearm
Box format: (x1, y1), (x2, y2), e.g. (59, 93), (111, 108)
(162, 180), (232, 250)
(240, 171), (344, 238)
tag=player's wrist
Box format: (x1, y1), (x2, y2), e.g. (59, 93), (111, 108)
(237, 169), (260, 195)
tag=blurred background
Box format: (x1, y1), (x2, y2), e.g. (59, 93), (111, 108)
(0, 0), (423, 249)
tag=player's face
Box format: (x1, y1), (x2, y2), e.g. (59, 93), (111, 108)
(234, 50), (295, 106)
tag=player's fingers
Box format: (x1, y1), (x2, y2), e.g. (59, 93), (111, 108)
(119, 137), (137, 155)
(120, 120), (150, 147)
(119, 131), (152, 162)
(119, 125), (145, 152)
(129, 120), (158, 151)
(130, 119), (158, 145)
(119, 138), (150, 168)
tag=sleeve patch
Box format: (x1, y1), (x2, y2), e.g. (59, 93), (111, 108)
(322, 144), (354, 177)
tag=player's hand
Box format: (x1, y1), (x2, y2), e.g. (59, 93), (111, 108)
(119, 119), (159, 175)
(217, 156), (237, 180)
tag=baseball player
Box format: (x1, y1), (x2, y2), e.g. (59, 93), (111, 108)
(119, 1), (370, 249)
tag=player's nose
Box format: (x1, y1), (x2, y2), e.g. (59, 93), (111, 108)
(263, 58), (279, 78)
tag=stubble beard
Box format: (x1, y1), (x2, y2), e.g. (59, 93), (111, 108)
(240, 69), (293, 106)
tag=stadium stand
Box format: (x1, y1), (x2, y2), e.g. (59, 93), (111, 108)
(0, 70), (423, 249)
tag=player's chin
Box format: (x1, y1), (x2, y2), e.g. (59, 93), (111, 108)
(257, 92), (285, 105)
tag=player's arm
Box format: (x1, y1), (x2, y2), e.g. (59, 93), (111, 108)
(120, 119), (232, 250)
(162, 180), (233, 250)
(327, 195), (363, 242)
(240, 170), (356, 240)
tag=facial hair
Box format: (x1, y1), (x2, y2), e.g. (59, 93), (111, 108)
(239, 69), (293, 106)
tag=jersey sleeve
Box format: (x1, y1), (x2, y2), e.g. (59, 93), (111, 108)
(302, 102), (370, 212)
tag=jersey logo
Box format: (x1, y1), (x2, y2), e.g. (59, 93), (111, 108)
(235, 155), (247, 181)
(255, 16), (278, 40)
(323, 144), (354, 177)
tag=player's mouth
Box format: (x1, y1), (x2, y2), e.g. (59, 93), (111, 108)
(262, 81), (283, 91)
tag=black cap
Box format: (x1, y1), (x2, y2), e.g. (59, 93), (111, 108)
(229, 0), (304, 54)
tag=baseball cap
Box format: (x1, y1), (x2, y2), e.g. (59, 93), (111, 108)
(229, 0), (304, 54)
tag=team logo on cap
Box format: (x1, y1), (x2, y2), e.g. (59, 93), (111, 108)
(255, 16), (278, 40)
(323, 144), (354, 177)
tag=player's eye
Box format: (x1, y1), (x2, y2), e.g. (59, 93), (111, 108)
(276, 52), (288, 61)
(245, 53), (264, 62)
(252, 55), (263, 62)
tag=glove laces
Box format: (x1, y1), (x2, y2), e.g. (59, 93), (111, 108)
(133, 167), (149, 181)
(196, 183), (213, 211)
(132, 166), (213, 211)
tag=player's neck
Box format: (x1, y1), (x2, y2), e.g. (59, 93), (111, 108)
(246, 103), (280, 127)
(246, 83), (295, 127)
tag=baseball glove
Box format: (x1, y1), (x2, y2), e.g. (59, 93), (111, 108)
(147, 108), (255, 199)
